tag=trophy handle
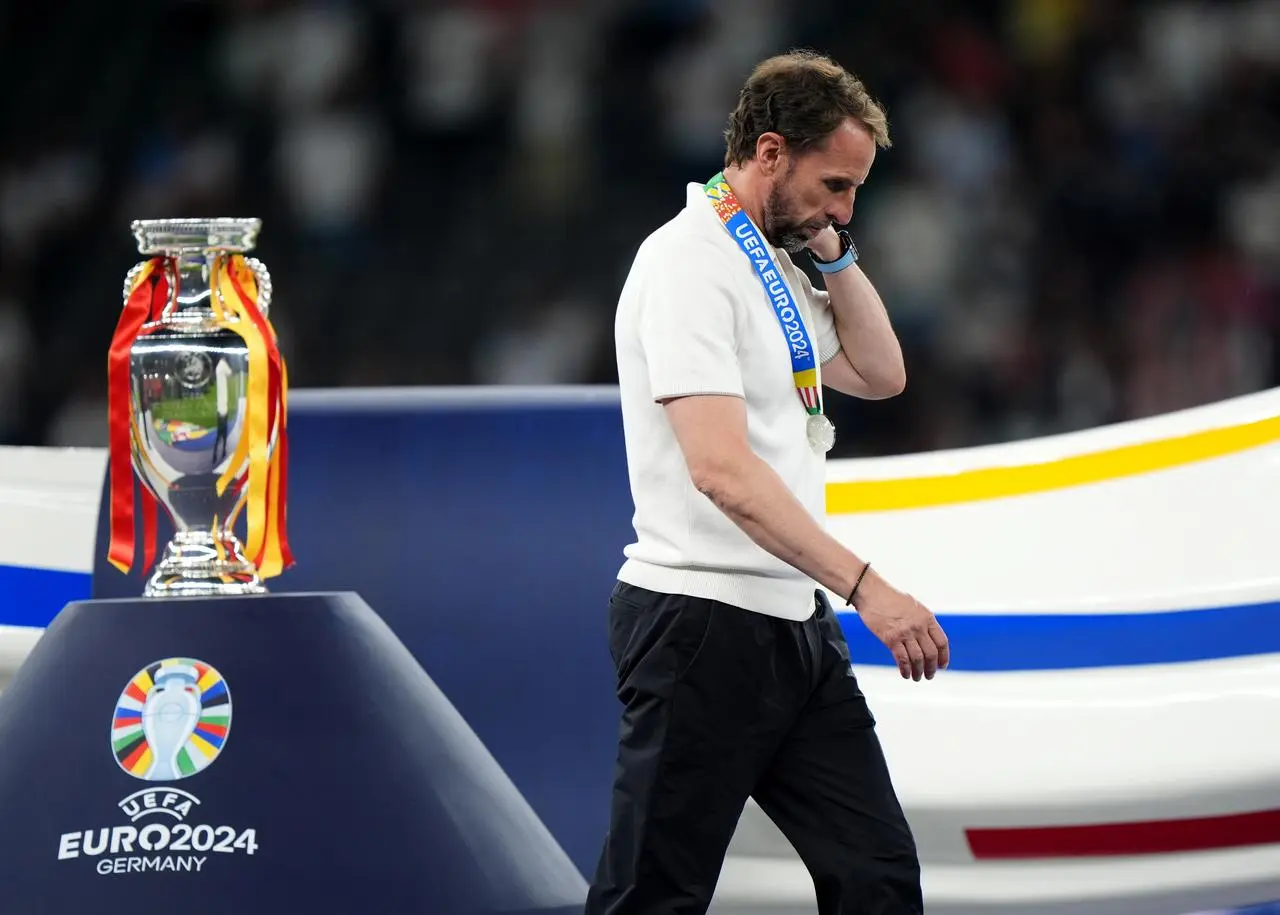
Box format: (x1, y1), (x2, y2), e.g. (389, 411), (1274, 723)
(121, 261), (150, 308)
(121, 258), (178, 320)
(244, 257), (272, 320)
(242, 257), (283, 444)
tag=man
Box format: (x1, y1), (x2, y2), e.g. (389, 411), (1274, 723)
(213, 355), (232, 465)
(587, 51), (950, 915)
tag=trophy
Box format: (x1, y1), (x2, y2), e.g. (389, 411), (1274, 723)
(106, 218), (293, 597)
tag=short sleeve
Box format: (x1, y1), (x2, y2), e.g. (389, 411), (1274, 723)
(637, 241), (745, 402)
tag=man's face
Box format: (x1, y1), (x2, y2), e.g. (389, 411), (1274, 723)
(761, 118), (877, 253)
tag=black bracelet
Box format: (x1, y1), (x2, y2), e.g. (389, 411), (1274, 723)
(846, 561), (871, 606)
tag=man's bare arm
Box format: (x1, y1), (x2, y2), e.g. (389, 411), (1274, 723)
(807, 227), (905, 400)
(662, 393), (948, 680)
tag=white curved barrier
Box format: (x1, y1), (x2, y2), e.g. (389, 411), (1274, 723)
(3, 387), (1280, 914)
(720, 386), (1280, 915)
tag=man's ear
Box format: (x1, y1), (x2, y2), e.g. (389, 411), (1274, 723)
(754, 132), (787, 177)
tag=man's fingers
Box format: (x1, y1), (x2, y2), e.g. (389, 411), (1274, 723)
(920, 632), (940, 680)
(894, 646), (911, 680)
(904, 636), (925, 682)
(878, 598), (949, 681)
(929, 620), (950, 670)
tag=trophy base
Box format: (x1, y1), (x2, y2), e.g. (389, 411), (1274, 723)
(142, 530), (266, 598)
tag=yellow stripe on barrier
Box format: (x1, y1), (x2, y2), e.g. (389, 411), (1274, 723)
(826, 413), (1280, 514)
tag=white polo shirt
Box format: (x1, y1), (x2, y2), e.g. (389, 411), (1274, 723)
(614, 181), (842, 621)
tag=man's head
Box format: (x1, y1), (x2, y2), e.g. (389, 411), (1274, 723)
(724, 50), (890, 253)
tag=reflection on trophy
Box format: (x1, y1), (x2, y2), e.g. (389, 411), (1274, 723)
(141, 665), (202, 781)
(106, 218), (293, 597)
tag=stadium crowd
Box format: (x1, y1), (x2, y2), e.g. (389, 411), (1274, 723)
(0, 0), (1276, 456)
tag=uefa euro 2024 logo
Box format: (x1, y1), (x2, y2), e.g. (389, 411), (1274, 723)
(113, 658), (231, 780)
(56, 658), (258, 875)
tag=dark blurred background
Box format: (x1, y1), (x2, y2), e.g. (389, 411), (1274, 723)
(0, 0), (1276, 456)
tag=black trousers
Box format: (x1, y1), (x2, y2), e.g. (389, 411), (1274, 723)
(585, 582), (921, 915)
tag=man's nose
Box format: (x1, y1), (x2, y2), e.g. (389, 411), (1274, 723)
(828, 192), (855, 227)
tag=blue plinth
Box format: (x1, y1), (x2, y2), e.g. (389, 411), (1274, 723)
(0, 592), (587, 915)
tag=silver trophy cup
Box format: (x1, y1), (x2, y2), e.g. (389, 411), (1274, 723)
(125, 218), (277, 597)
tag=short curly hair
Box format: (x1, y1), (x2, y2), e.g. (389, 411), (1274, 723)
(723, 50), (891, 168)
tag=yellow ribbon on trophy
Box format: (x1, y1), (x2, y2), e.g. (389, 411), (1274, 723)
(209, 254), (293, 578)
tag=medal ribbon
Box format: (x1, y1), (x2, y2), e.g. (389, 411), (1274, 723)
(703, 172), (824, 416)
(211, 254), (293, 578)
(107, 259), (170, 575)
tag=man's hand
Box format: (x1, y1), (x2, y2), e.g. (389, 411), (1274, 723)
(852, 571), (949, 681)
(807, 225), (844, 262)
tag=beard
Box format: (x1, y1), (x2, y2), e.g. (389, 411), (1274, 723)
(762, 176), (825, 254)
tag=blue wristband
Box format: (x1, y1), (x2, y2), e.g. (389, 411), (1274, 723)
(812, 231), (858, 274)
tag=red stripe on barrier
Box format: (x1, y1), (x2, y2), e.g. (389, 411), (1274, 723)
(966, 808), (1280, 859)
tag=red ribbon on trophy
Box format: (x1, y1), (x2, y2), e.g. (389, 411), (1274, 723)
(106, 259), (168, 576)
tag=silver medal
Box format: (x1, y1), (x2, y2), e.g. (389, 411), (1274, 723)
(806, 413), (836, 454)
